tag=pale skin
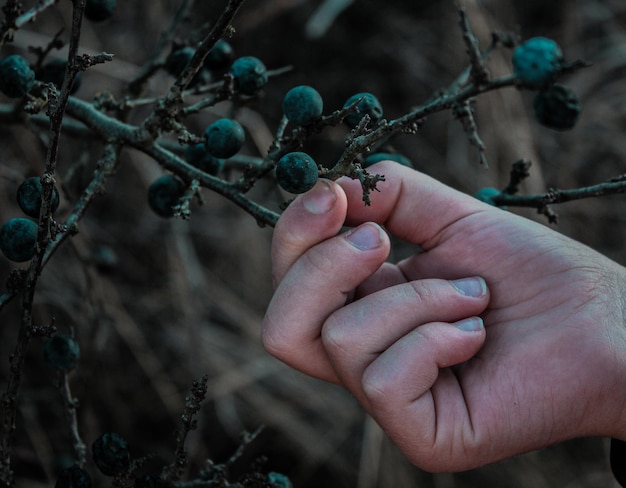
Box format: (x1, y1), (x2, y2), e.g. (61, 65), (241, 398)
(262, 161), (626, 472)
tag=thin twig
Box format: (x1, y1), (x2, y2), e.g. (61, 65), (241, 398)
(162, 375), (209, 484)
(0, 0), (58, 47)
(502, 159), (532, 195)
(0, 2), (88, 484)
(495, 178), (626, 208)
(454, 100), (489, 168)
(59, 373), (87, 468)
(456, 2), (489, 86)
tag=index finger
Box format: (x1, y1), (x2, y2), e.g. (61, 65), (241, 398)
(271, 179), (348, 287)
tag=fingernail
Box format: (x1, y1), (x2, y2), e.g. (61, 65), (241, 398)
(302, 180), (336, 214)
(451, 277), (487, 298)
(345, 223), (384, 251)
(454, 317), (484, 332)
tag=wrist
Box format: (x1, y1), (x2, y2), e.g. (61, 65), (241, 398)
(602, 261), (626, 440)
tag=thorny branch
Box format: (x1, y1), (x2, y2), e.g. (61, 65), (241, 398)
(162, 375), (209, 484)
(0, 0), (622, 484)
(0, 0), (58, 47)
(0, 1), (90, 484)
(495, 171), (626, 224)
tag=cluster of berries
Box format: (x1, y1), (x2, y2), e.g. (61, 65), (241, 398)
(0, 0), (114, 98)
(276, 88), (411, 194)
(150, 44), (272, 217)
(512, 37), (581, 131)
(0, 177), (60, 262)
(0, 32), (407, 220)
(54, 432), (129, 487)
(54, 430), (292, 487)
(470, 37), (582, 206)
(154, 44), (408, 209)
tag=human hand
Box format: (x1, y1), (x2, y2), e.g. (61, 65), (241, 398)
(262, 161), (626, 471)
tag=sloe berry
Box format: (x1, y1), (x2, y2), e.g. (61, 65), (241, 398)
(84, 0), (116, 22)
(343, 92), (383, 128)
(0, 218), (38, 262)
(204, 118), (245, 158)
(185, 143), (225, 175)
(533, 84), (581, 130)
(44, 334), (80, 371)
(276, 152), (318, 194)
(473, 187), (502, 206)
(147, 175), (186, 218)
(229, 56), (268, 96)
(55, 465), (92, 488)
(282, 85), (324, 126)
(92, 432), (130, 476)
(363, 152), (412, 168)
(204, 39), (235, 71)
(0, 54), (35, 98)
(512, 37), (563, 88)
(17, 176), (61, 219)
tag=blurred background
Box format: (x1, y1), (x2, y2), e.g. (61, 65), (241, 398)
(1, 0), (625, 486)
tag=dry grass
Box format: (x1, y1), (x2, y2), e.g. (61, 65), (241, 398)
(0, 0), (625, 486)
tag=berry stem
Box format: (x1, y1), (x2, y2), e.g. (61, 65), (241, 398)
(494, 176), (626, 224)
(59, 372), (87, 468)
(456, 2), (490, 86)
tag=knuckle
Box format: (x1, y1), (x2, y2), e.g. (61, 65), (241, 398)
(260, 315), (290, 360)
(300, 247), (335, 276)
(321, 314), (350, 356)
(361, 367), (393, 405)
(407, 280), (435, 303)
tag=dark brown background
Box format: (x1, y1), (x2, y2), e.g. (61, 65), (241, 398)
(0, 0), (625, 486)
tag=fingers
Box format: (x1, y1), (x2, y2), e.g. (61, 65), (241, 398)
(361, 319), (486, 471)
(262, 222), (391, 382)
(337, 160), (493, 249)
(322, 277), (489, 406)
(271, 179), (348, 287)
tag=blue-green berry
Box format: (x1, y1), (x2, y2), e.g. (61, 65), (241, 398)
(90, 244), (118, 271)
(185, 143), (224, 175)
(44, 334), (80, 371)
(512, 37), (563, 88)
(84, 0), (116, 22)
(204, 118), (245, 158)
(17, 176), (61, 218)
(134, 475), (166, 488)
(282, 85), (324, 125)
(473, 187), (501, 206)
(0, 218), (38, 262)
(363, 152), (412, 168)
(92, 432), (131, 476)
(38, 58), (82, 94)
(267, 472), (293, 488)
(0, 55), (35, 98)
(276, 152), (318, 194)
(533, 84), (581, 131)
(55, 465), (92, 488)
(147, 175), (186, 218)
(343, 92), (383, 128)
(164, 46), (208, 86)
(204, 39), (235, 71)
(164, 46), (195, 77)
(229, 56), (268, 96)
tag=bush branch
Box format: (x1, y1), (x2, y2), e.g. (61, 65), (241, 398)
(494, 176), (626, 223)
